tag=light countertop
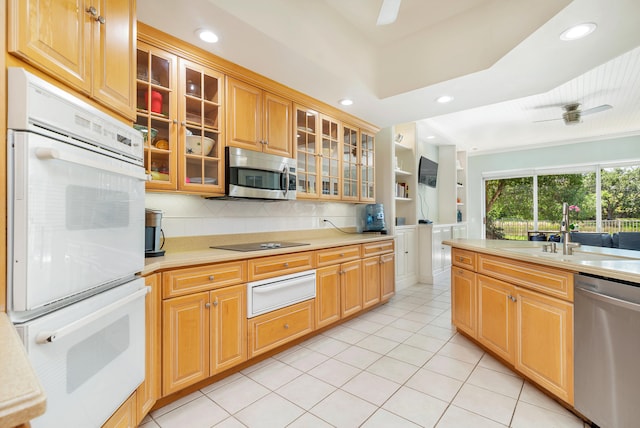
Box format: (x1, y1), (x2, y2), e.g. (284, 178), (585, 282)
(143, 229), (394, 275)
(443, 239), (640, 283)
(0, 313), (46, 427)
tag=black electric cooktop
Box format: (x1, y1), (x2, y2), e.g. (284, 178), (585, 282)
(211, 242), (310, 252)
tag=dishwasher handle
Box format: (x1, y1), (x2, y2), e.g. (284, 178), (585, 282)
(576, 286), (640, 313)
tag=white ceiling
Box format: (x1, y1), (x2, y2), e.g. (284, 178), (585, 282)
(137, 0), (640, 154)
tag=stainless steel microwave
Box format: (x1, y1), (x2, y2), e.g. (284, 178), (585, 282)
(225, 147), (297, 200)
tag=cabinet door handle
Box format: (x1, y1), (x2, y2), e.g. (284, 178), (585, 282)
(213, 299), (218, 307)
(205, 302), (211, 308)
(86, 6), (98, 16)
(209, 275), (215, 281)
(508, 295), (517, 302)
(457, 269), (464, 275)
(264, 140), (269, 145)
(96, 15), (106, 24)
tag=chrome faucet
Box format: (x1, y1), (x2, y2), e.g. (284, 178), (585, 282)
(560, 202), (581, 255)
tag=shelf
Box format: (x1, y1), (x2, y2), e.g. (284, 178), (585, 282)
(394, 142), (412, 151)
(395, 197), (413, 201)
(394, 169), (412, 176)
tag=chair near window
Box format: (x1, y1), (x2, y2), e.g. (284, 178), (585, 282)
(613, 232), (640, 250)
(569, 232), (613, 247)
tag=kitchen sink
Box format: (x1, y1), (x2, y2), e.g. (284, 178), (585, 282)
(503, 246), (624, 261)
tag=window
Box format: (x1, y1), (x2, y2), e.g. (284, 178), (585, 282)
(483, 162), (639, 240)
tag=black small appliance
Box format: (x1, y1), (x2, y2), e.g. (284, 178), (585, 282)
(145, 209), (165, 257)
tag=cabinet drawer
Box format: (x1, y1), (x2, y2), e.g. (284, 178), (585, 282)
(452, 248), (477, 271)
(315, 245), (361, 267)
(248, 252), (315, 281)
(247, 300), (314, 358)
(162, 261), (247, 298)
(478, 254), (574, 301)
(361, 240), (394, 256)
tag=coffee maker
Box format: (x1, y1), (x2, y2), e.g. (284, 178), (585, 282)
(145, 209), (165, 257)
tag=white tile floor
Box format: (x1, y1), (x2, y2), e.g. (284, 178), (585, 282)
(140, 275), (588, 428)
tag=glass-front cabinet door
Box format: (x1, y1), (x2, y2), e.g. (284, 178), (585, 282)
(342, 124), (359, 202)
(136, 42), (178, 190)
(178, 59), (224, 194)
(295, 105), (319, 199)
(360, 131), (375, 202)
(320, 115), (341, 199)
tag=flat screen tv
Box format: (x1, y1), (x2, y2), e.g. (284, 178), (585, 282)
(418, 156), (438, 188)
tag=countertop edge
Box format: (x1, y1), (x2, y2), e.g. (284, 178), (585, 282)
(444, 239), (640, 283)
(142, 233), (395, 275)
(0, 313), (46, 427)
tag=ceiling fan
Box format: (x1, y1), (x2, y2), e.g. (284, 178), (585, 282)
(377, 0), (401, 26)
(534, 102), (613, 125)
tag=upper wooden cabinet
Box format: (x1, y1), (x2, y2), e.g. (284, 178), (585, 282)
(136, 42), (178, 190)
(136, 43), (225, 194)
(226, 77), (293, 157)
(295, 105), (320, 199)
(178, 59), (225, 193)
(360, 130), (376, 202)
(319, 115), (342, 199)
(8, 0), (136, 119)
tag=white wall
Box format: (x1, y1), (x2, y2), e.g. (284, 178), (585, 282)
(145, 193), (360, 238)
(466, 135), (640, 238)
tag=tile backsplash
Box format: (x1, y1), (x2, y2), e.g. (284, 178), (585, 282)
(145, 193), (361, 238)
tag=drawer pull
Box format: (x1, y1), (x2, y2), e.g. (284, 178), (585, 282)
(283, 262), (289, 267)
(284, 323), (289, 329)
(209, 275), (215, 281)
(340, 253), (345, 257)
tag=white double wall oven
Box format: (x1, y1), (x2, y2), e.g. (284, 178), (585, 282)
(7, 68), (148, 428)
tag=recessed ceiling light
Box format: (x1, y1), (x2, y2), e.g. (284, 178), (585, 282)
(560, 22), (597, 41)
(426, 135), (436, 140)
(195, 28), (219, 43)
(436, 95), (454, 104)
(339, 98), (354, 106)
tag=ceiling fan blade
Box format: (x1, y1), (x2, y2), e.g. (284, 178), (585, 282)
(376, 0), (401, 26)
(533, 117), (563, 123)
(582, 104), (613, 116)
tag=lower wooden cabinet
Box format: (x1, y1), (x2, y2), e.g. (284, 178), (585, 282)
(102, 391), (136, 428)
(362, 256), (382, 309)
(515, 286), (573, 404)
(451, 266), (477, 338)
(380, 253), (395, 301)
(315, 265), (341, 328)
(248, 300), (314, 358)
(136, 274), (161, 424)
(477, 274), (515, 363)
(452, 248), (575, 405)
(315, 260), (362, 328)
(162, 284), (246, 396)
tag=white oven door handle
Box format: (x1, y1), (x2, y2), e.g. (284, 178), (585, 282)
(35, 147), (147, 181)
(35, 286), (150, 344)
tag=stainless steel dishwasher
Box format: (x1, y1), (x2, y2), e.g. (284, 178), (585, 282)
(574, 273), (640, 428)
